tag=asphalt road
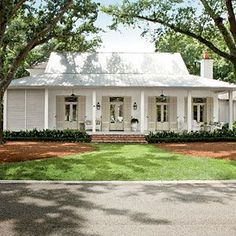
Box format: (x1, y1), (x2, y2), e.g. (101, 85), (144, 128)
(0, 181), (235, 236)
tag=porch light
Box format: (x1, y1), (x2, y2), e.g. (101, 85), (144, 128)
(70, 89), (75, 97)
(160, 90), (165, 97)
(96, 102), (101, 110)
(133, 102), (137, 110)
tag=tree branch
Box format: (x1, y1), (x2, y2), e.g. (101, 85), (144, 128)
(225, 0), (236, 44)
(12, 0), (27, 17)
(134, 14), (236, 63)
(2, 0), (73, 90)
(200, 0), (236, 54)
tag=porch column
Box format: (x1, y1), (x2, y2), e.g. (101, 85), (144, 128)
(44, 88), (49, 129)
(3, 90), (7, 130)
(228, 90), (233, 130)
(92, 90), (96, 133)
(187, 90), (192, 132)
(140, 90), (145, 133)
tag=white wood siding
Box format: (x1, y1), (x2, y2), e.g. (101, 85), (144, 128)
(7, 90), (26, 131)
(26, 90), (45, 130)
(7, 89), (44, 131)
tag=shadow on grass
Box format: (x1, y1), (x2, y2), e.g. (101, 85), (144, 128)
(0, 144), (235, 180)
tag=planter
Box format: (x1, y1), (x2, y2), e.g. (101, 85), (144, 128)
(131, 122), (138, 132)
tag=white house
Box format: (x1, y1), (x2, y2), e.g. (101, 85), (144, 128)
(4, 52), (236, 134)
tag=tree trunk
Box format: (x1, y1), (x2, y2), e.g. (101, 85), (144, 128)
(0, 92), (4, 144)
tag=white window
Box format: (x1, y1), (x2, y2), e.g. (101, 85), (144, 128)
(193, 98), (206, 123)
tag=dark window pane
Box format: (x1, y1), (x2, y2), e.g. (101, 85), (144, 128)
(65, 104), (70, 121)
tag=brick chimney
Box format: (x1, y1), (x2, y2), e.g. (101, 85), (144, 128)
(200, 52), (213, 79)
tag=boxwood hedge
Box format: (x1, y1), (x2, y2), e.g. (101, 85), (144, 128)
(3, 129), (91, 142)
(145, 130), (236, 143)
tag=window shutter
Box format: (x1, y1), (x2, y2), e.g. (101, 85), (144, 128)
(148, 96), (156, 131)
(101, 96), (110, 131)
(78, 96), (86, 123)
(206, 97), (214, 123)
(56, 96), (64, 130)
(124, 96), (131, 131)
(169, 96), (177, 130)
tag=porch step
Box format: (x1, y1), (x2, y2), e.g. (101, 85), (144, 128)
(91, 134), (147, 143)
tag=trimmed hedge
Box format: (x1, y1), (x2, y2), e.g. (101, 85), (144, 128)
(3, 129), (91, 142)
(145, 130), (236, 143)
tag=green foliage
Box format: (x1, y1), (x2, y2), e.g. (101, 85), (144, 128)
(146, 130), (236, 143)
(104, 0), (236, 78)
(1, 0), (102, 79)
(3, 129), (91, 142)
(156, 31), (235, 82)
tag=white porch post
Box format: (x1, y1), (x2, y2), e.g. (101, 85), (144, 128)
(213, 94), (219, 122)
(92, 90), (96, 133)
(3, 90), (7, 130)
(44, 88), (49, 129)
(140, 90), (145, 133)
(228, 90), (233, 130)
(187, 90), (192, 132)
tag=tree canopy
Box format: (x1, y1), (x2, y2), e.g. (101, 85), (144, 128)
(0, 0), (101, 143)
(156, 31), (234, 82)
(104, 0), (236, 76)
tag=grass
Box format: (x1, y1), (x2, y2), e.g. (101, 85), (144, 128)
(0, 144), (235, 180)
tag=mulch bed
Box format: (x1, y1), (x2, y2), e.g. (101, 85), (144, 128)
(0, 141), (95, 163)
(157, 142), (236, 160)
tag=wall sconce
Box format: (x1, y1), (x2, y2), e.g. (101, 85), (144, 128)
(160, 90), (165, 97)
(96, 102), (101, 110)
(133, 102), (137, 110)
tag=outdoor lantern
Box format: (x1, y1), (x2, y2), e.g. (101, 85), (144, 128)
(133, 102), (137, 110)
(160, 90), (165, 97)
(96, 102), (101, 110)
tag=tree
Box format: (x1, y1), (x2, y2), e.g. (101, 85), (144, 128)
(104, 0), (236, 76)
(0, 0), (101, 143)
(156, 31), (235, 82)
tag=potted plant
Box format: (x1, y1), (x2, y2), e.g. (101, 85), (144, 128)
(131, 118), (139, 132)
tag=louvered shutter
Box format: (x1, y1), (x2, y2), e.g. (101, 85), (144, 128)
(101, 96), (110, 131)
(169, 96), (177, 130)
(124, 96), (131, 131)
(148, 96), (156, 131)
(56, 96), (64, 129)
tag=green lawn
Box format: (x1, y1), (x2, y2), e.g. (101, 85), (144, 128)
(0, 144), (235, 180)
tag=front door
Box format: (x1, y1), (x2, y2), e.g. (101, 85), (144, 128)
(156, 97), (169, 130)
(109, 97), (124, 131)
(64, 96), (78, 129)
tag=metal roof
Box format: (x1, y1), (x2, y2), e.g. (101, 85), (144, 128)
(44, 52), (189, 75)
(9, 52), (236, 90)
(10, 73), (236, 90)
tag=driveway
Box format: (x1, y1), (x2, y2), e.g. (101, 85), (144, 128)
(0, 181), (235, 236)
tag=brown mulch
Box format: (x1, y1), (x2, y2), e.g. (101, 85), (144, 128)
(0, 141), (95, 163)
(157, 142), (236, 160)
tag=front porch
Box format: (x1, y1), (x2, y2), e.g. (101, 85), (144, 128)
(48, 88), (234, 133)
(4, 87), (234, 133)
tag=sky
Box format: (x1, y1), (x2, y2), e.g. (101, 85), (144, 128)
(94, 0), (156, 52)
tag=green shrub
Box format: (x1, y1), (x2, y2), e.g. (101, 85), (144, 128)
(3, 129), (91, 142)
(145, 130), (236, 143)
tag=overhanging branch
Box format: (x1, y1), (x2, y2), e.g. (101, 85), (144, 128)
(225, 0), (236, 44)
(134, 14), (235, 63)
